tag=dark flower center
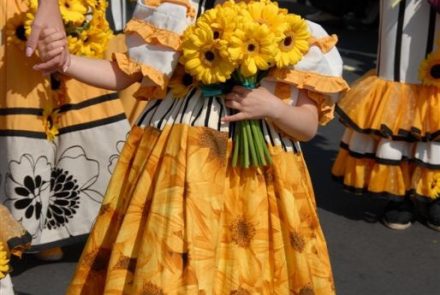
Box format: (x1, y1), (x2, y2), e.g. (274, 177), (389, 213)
(47, 116), (54, 129)
(182, 74), (193, 86)
(284, 36), (293, 47)
(247, 44), (256, 52)
(16, 24), (27, 41)
(430, 64), (440, 79)
(204, 50), (215, 61)
(213, 31), (220, 39)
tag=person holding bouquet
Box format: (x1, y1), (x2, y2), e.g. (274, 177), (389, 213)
(332, 0), (440, 231)
(0, 0), (139, 261)
(35, 0), (348, 293)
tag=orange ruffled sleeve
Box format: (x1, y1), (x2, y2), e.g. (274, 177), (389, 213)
(267, 21), (349, 125)
(113, 0), (194, 100)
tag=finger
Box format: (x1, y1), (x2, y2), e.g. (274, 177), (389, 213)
(232, 85), (250, 96)
(62, 52), (71, 73)
(44, 47), (65, 61)
(61, 48), (70, 73)
(43, 32), (66, 44)
(33, 56), (62, 72)
(225, 100), (242, 110)
(225, 92), (244, 102)
(26, 23), (43, 57)
(40, 27), (59, 39)
(45, 40), (67, 52)
(222, 112), (248, 123)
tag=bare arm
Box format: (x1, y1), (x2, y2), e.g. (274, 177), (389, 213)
(223, 86), (319, 142)
(62, 55), (141, 91)
(34, 28), (141, 90)
(269, 90), (319, 141)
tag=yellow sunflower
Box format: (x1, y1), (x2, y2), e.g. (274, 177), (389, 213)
(59, 0), (88, 25)
(5, 13), (27, 49)
(246, 0), (288, 37)
(196, 4), (240, 43)
(430, 173), (440, 198)
(419, 51), (440, 88)
(274, 14), (310, 68)
(73, 11), (112, 58)
(169, 65), (197, 98)
(227, 21), (278, 77)
(180, 21), (236, 85)
(24, 12), (34, 39)
(42, 98), (61, 142)
(0, 243), (9, 280)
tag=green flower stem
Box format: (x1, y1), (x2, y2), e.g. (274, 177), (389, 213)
(232, 125), (240, 167)
(250, 120), (267, 166)
(242, 121), (250, 168)
(245, 121), (258, 166)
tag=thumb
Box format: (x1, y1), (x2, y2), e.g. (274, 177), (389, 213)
(25, 23), (42, 57)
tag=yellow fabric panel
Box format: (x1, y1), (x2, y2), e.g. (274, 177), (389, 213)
(58, 100), (125, 128)
(337, 72), (440, 138)
(67, 125), (335, 294)
(0, 114), (45, 132)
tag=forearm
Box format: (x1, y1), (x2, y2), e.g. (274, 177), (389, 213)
(269, 94), (319, 142)
(64, 55), (141, 90)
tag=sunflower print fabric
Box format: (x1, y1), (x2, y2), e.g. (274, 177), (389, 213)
(67, 124), (335, 295)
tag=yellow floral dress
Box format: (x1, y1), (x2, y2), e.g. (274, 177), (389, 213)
(0, 1), (139, 250)
(67, 0), (349, 294)
(332, 0), (440, 202)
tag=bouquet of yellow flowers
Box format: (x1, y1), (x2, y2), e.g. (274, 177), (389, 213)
(177, 0), (311, 168)
(25, 0), (113, 58)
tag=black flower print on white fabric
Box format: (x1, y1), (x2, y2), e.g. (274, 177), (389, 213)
(5, 155), (51, 224)
(107, 137), (126, 174)
(5, 145), (103, 235)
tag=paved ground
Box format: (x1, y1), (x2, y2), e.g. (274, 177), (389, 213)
(8, 2), (440, 295)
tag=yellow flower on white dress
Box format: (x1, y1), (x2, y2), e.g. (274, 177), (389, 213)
(419, 51), (440, 88)
(0, 243), (9, 280)
(274, 14), (310, 68)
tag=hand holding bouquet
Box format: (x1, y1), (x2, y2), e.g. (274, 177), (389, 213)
(176, 0), (311, 168)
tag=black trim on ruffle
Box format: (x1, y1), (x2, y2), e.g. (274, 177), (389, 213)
(339, 142), (440, 169)
(332, 175), (438, 202)
(336, 105), (440, 142)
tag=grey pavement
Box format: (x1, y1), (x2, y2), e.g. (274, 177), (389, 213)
(9, 2), (440, 295)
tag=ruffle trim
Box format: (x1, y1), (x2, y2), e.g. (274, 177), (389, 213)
(113, 53), (169, 99)
(309, 34), (338, 54)
(269, 68), (349, 95)
(337, 71), (440, 141)
(332, 148), (440, 201)
(307, 91), (335, 125)
(143, 0), (195, 17)
(125, 19), (182, 50)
